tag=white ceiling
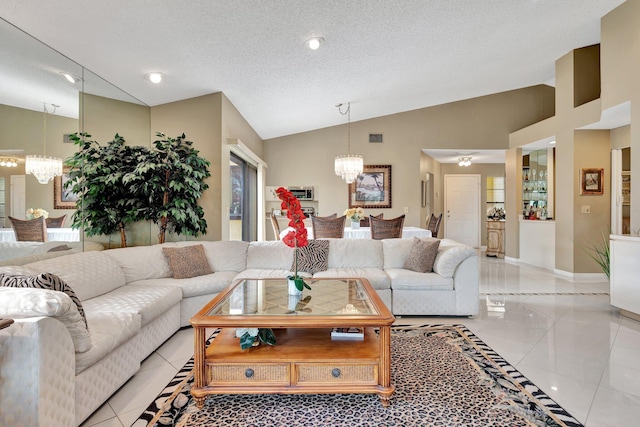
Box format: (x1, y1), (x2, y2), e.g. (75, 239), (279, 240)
(0, 0), (627, 141)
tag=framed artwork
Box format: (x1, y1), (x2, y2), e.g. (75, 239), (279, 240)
(348, 164), (392, 209)
(580, 168), (604, 195)
(54, 168), (79, 209)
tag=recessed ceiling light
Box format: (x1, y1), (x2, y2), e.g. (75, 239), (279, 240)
(146, 72), (163, 84)
(549, 140), (556, 144)
(306, 37), (324, 50)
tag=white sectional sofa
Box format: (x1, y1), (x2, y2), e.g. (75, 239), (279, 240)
(0, 238), (478, 427)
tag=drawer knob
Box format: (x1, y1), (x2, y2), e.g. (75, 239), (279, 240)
(331, 368), (341, 378)
(245, 368), (254, 378)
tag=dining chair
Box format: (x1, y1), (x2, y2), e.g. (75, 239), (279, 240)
(370, 214), (405, 240)
(314, 213), (337, 219)
(311, 215), (346, 238)
(360, 213), (383, 227)
(270, 211), (281, 240)
(426, 213), (442, 238)
(8, 216), (48, 242)
(46, 215), (67, 228)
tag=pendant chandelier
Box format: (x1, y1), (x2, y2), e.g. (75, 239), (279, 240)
(25, 103), (63, 184)
(334, 102), (363, 184)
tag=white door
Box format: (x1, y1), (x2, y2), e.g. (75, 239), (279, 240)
(10, 175), (26, 219)
(444, 174), (481, 247)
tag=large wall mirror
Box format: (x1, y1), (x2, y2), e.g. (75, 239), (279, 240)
(0, 18), (152, 263)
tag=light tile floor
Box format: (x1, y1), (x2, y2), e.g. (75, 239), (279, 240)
(82, 255), (640, 427)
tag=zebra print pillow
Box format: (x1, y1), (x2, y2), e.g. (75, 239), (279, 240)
(292, 239), (330, 274)
(0, 272), (87, 329)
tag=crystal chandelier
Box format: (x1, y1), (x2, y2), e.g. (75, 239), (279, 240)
(334, 102), (363, 184)
(25, 103), (63, 184)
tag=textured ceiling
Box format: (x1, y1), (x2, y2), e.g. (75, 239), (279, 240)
(0, 0), (627, 140)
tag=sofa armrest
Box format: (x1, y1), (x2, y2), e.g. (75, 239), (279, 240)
(452, 255), (480, 315)
(0, 317), (76, 427)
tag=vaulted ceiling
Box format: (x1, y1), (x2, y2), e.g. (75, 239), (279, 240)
(0, 0), (626, 141)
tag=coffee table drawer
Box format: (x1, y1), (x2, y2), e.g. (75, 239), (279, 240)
(295, 363), (378, 385)
(207, 363), (290, 386)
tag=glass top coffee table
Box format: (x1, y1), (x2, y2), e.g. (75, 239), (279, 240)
(190, 278), (395, 407)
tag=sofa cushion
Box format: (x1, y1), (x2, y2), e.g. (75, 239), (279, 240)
(0, 272), (87, 328)
(177, 241), (248, 272)
(312, 267), (390, 290)
(129, 271), (238, 298)
(0, 265), (38, 275)
(246, 241), (293, 270)
(327, 239), (384, 268)
(0, 287), (92, 353)
(82, 283), (182, 327)
(432, 245), (477, 278)
(403, 237), (440, 273)
(105, 244), (177, 283)
(25, 251), (126, 301)
(386, 268), (453, 291)
(162, 244), (213, 279)
(382, 239), (414, 269)
(75, 311), (140, 374)
(293, 239), (329, 274)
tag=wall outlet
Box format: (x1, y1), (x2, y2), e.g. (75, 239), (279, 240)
(581, 205), (591, 214)
(404, 207), (409, 213)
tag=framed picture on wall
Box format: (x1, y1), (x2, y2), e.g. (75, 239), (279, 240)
(580, 168), (604, 195)
(348, 164), (392, 209)
(54, 168), (79, 209)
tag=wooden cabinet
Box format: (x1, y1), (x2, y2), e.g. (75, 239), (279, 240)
(486, 220), (505, 258)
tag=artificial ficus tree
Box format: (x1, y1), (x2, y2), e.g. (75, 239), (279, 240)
(65, 133), (148, 247)
(125, 132), (211, 244)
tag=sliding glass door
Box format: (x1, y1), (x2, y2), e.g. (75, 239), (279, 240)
(230, 153), (257, 241)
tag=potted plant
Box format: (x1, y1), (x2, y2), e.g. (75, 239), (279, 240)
(276, 187), (311, 294)
(65, 133), (147, 247)
(124, 132), (211, 244)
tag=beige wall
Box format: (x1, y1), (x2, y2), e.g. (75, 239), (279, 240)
(83, 94), (152, 248)
(151, 93), (223, 242)
(602, 0), (640, 233)
(611, 125), (630, 150)
(574, 130), (612, 273)
(264, 86), (554, 232)
(220, 93), (264, 240)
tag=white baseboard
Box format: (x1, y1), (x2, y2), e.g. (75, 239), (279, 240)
(504, 256), (519, 264)
(553, 269), (608, 281)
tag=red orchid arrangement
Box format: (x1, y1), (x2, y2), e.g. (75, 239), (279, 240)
(276, 186), (311, 291)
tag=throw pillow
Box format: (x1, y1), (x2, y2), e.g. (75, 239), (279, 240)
(403, 237), (441, 273)
(162, 244), (213, 279)
(293, 239), (330, 274)
(0, 272), (87, 328)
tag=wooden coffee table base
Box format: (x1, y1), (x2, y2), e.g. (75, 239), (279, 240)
(192, 326), (394, 408)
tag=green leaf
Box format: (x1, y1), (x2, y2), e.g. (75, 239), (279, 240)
(257, 328), (276, 346)
(239, 332), (255, 350)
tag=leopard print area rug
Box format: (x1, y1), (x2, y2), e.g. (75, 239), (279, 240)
(132, 325), (583, 427)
